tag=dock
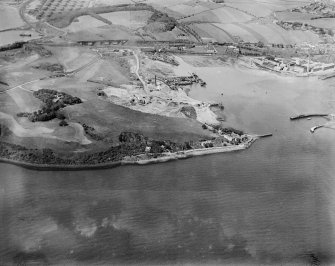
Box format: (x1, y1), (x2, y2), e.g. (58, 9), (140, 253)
(290, 114), (328, 120)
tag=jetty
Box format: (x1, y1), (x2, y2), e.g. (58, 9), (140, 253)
(310, 125), (323, 133)
(290, 114), (328, 120)
(258, 133), (273, 138)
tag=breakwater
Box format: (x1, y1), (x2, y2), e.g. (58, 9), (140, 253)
(290, 114), (328, 120)
(258, 133), (273, 138)
(310, 125), (324, 133)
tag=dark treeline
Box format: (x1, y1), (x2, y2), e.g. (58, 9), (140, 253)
(0, 131), (192, 166)
(148, 11), (178, 31)
(17, 89), (82, 122)
(0, 127), (249, 166)
(0, 42), (26, 52)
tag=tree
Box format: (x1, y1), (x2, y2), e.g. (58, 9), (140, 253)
(59, 120), (68, 127)
(56, 112), (66, 120)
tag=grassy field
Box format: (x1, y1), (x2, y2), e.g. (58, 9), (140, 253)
(168, 4), (210, 17)
(88, 58), (133, 86)
(67, 25), (139, 41)
(6, 88), (42, 113)
(64, 15), (107, 33)
(99, 10), (153, 30)
(0, 5), (25, 31)
(47, 46), (96, 72)
(64, 10), (152, 34)
(65, 98), (211, 144)
(190, 23), (233, 42)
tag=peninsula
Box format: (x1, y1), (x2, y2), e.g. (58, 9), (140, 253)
(4, 0), (334, 169)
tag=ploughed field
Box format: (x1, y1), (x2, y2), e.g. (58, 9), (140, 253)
(20, 0), (327, 45)
(165, 0), (326, 45)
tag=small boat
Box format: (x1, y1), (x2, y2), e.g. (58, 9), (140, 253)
(307, 118), (311, 120)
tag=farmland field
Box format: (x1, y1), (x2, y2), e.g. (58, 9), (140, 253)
(167, 4), (210, 17)
(190, 23), (233, 43)
(223, 0), (311, 17)
(26, 0), (91, 20)
(276, 11), (335, 30)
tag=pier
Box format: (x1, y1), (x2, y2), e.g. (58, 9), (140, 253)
(290, 114), (328, 120)
(258, 133), (273, 138)
(310, 125), (324, 133)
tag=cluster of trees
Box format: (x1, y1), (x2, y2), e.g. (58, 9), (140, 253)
(148, 11), (178, 31)
(203, 142), (214, 148)
(23, 44), (52, 57)
(202, 124), (244, 136)
(119, 131), (148, 143)
(33, 89), (82, 105)
(33, 63), (65, 73)
(119, 132), (193, 154)
(17, 89), (82, 123)
(180, 106), (197, 119)
(219, 127), (244, 136)
(0, 141), (68, 165)
(0, 42), (26, 52)
(81, 123), (106, 141)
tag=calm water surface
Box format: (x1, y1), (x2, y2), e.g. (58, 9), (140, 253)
(1, 62), (335, 265)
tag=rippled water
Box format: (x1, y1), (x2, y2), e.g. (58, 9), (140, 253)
(1, 63), (335, 265)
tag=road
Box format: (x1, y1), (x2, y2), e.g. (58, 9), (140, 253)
(0, 79), (40, 94)
(19, 0), (35, 29)
(133, 50), (148, 93)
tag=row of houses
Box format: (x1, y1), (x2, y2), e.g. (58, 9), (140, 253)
(253, 56), (335, 75)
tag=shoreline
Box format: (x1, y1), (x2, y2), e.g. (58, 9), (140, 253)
(0, 138), (256, 171)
